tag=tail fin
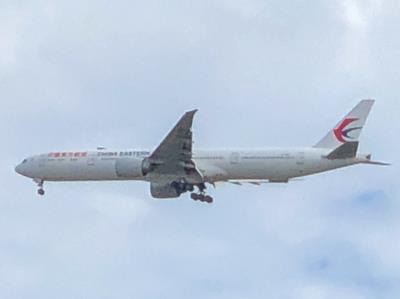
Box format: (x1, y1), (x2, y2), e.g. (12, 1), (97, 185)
(314, 99), (375, 149)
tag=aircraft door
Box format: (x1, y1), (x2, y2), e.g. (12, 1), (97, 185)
(38, 156), (47, 168)
(230, 152), (241, 165)
(296, 151), (305, 176)
(87, 154), (95, 166)
(296, 152), (305, 166)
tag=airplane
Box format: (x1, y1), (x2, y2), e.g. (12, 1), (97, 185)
(15, 99), (389, 203)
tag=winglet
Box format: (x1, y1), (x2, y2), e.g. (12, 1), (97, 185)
(183, 109), (198, 121)
(186, 109), (198, 115)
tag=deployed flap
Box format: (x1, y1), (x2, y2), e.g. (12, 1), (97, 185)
(147, 110), (203, 183)
(226, 178), (302, 185)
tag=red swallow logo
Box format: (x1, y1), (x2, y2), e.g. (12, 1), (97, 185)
(334, 118), (362, 143)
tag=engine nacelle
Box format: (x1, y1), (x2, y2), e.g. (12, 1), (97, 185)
(150, 182), (180, 199)
(115, 158), (146, 179)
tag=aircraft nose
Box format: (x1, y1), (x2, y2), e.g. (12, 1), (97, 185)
(15, 158), (36, 178)
(15, 163), (28, 177)
(15, 164), (23, 175)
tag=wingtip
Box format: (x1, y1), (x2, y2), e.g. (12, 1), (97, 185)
(186, 109), (198, 115)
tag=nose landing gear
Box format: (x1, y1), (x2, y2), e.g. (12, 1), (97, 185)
(34, 179), (45, 196)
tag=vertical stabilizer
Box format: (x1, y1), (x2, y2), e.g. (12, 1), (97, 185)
(314, 99), (374, 149)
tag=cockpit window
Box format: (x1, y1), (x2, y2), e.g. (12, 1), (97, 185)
(22, 159), (28, 164)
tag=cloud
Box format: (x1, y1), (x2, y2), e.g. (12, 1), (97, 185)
(294, 284), (367, 299)
(1, 0), (399, 298)
(340, 0), (383, 29)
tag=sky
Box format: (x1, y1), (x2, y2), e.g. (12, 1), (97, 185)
(1, 0), (400, 298)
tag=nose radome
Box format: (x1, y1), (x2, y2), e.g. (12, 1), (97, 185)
(15, 164), (23, 175)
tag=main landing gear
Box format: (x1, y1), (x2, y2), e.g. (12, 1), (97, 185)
(172, 181), (214, 204)
(190, 183), (214, 204)
(34, 179), (45, 196)
(191, 193), (213, 203)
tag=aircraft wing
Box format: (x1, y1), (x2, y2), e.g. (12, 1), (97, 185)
(147, 110), (203, 184)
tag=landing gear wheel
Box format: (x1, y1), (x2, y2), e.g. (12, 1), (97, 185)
(204, 196), (213, 204)
(191, 193), (213, 203)
(34, 179), (45, 196)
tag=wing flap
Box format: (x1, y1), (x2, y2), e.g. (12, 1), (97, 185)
(223, 178), (303, 186)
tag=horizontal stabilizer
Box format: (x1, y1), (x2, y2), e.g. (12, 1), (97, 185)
(362, 160), (391, 166)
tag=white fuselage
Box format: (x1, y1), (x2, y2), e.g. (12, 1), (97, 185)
(15, 148), (367, 183)
(15, 100), (384, 201)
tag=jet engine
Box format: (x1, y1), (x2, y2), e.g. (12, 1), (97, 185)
(150, 181), (196, 198)
(150, 182), (181, 198)
(115, 158), (147, 179)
